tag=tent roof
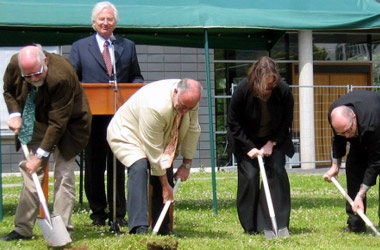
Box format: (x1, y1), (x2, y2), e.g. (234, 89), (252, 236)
(1, 0), (380, 49)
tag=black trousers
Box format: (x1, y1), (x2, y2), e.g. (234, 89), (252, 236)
(345, 144), (368, 228)
(236, 148), (290, 233)
(85, 115), (126, 221)
(127, 158), (174, 233)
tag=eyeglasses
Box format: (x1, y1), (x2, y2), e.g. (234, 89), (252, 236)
(22, 65), (44, 78)
(336, 120), (354, 136)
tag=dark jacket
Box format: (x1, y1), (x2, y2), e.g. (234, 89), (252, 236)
(3, 52), (92, 160)
(227, 78), (295, 160)
(69, 34), (144, 83)
(328, 90), (380, 186)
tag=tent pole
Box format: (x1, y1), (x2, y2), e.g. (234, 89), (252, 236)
(204, 29), (218, 216)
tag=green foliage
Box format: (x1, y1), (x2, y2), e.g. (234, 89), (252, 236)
(1, 172), (380, 249)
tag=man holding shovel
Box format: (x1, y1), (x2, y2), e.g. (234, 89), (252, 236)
(227, 56), (294, 236)
(107, 78), (201, 235)
(1, 45), (91, 241)
(324, 90), (380, 233)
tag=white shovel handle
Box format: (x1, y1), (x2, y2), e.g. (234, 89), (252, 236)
(21, 144), (53, 228)
(152, 178), (181, 235)
(258, 155), (278, 234)
(331, 177), (380, 237)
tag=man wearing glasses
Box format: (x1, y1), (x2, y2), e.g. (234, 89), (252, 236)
(324, 90), (380, 233)
(2, 44), (91, 241)
(107, 78), (202, 235)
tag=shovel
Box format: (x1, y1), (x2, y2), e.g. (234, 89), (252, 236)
(330, 177), (380, 238)
(257, 155), (289, 239)
(152, 178), (181, 235)
(21, 144), (72, 247)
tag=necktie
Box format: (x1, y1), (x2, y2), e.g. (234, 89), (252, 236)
(160, 114), (182, 170)
(18, 87), (37, 145)
(102, 41), (112, 77)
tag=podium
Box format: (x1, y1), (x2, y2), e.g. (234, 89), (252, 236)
(82, 83), (145, 115)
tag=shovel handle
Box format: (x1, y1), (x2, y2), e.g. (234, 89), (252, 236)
(331, 177), (380, 237)
(257, 155), (278, 234)
(152, 178), (181, 235)
(21, 144), (53, 228)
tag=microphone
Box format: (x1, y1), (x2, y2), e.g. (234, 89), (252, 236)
(109, 35), (118, 92)
(110, 35), (116, 44)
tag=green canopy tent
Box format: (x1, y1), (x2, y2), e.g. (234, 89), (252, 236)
(1, 0), (380, 219)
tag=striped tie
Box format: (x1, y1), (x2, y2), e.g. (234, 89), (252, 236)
(159, 114), (182, 170)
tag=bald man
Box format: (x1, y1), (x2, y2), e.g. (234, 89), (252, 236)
(2, 45), (91, 241)
(107, 78), (202, 235)
(324, 90), (380, 233)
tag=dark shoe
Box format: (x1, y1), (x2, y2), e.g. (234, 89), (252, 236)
(2, 230), (31, 241)
(343, 225), (366, 233)
(109, 217), (128, 227)
(135, 226), (149, 235)
(91, 217), (106, 226)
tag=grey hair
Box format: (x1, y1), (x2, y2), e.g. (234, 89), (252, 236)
(91, 1), (119, 31)
(177, 78), (203, 96)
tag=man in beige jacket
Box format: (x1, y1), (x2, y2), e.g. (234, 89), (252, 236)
(107, 78), (201, 235)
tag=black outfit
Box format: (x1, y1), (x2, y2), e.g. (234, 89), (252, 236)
(329, 90), (380, 229)
(227, 78), (295, 233)
(69, 34), (144, 223)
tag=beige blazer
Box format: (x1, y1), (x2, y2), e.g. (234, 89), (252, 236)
(107, 79), (201, 176)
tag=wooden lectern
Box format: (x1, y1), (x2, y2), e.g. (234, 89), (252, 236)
(82, 83), (173, 231)
(82, 83), (145, 115)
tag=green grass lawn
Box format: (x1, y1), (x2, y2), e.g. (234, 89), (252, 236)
(1, 172), (380, 249)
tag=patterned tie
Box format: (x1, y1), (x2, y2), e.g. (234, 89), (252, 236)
(102, 41), (112, 77)
(18, 86), (37, 145)
(160, 114), (182, 170)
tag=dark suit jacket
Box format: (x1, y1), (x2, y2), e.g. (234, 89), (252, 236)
(227, 78), (295, 161)
(328, 90), (380, 186)
(69, 34), (144, 83)
(3, 52), (92, 160)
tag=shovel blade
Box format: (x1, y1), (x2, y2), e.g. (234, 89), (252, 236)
(278, 227), (290, 237)
(37, 215), (72, 247)
(263, 230), (276, 239)
(263, 227), (290, 239)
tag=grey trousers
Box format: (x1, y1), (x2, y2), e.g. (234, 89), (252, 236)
(14, 123), (76, 237)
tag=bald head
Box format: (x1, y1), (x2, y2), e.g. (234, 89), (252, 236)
(174, 78), (202, 115)
(18, 45), (45, 69)
(331, 106), (356, 137)
(18, 45), (47, 87)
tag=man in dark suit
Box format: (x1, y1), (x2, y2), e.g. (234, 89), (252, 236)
(324, 90), (380, 233)
(2, 45), (91, 241)
(69, 1), (144, 227)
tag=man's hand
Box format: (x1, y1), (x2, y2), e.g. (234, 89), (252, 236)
(8, 116), (22, 135)
(159, 174), (173, 203)
(323, 163), (340, 182)
(260, 141), (274, 157)
(174, 164), (190, 182)
(352, 195), (365, 214)
(247, 148), (263, 159)
(25, 155), (43, 175)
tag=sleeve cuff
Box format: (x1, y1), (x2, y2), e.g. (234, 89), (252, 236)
(36, 148), (50, 158)
(9, 112), (21, 118)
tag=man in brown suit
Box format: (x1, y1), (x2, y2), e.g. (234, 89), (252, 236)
(1, 45), (92, 241)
